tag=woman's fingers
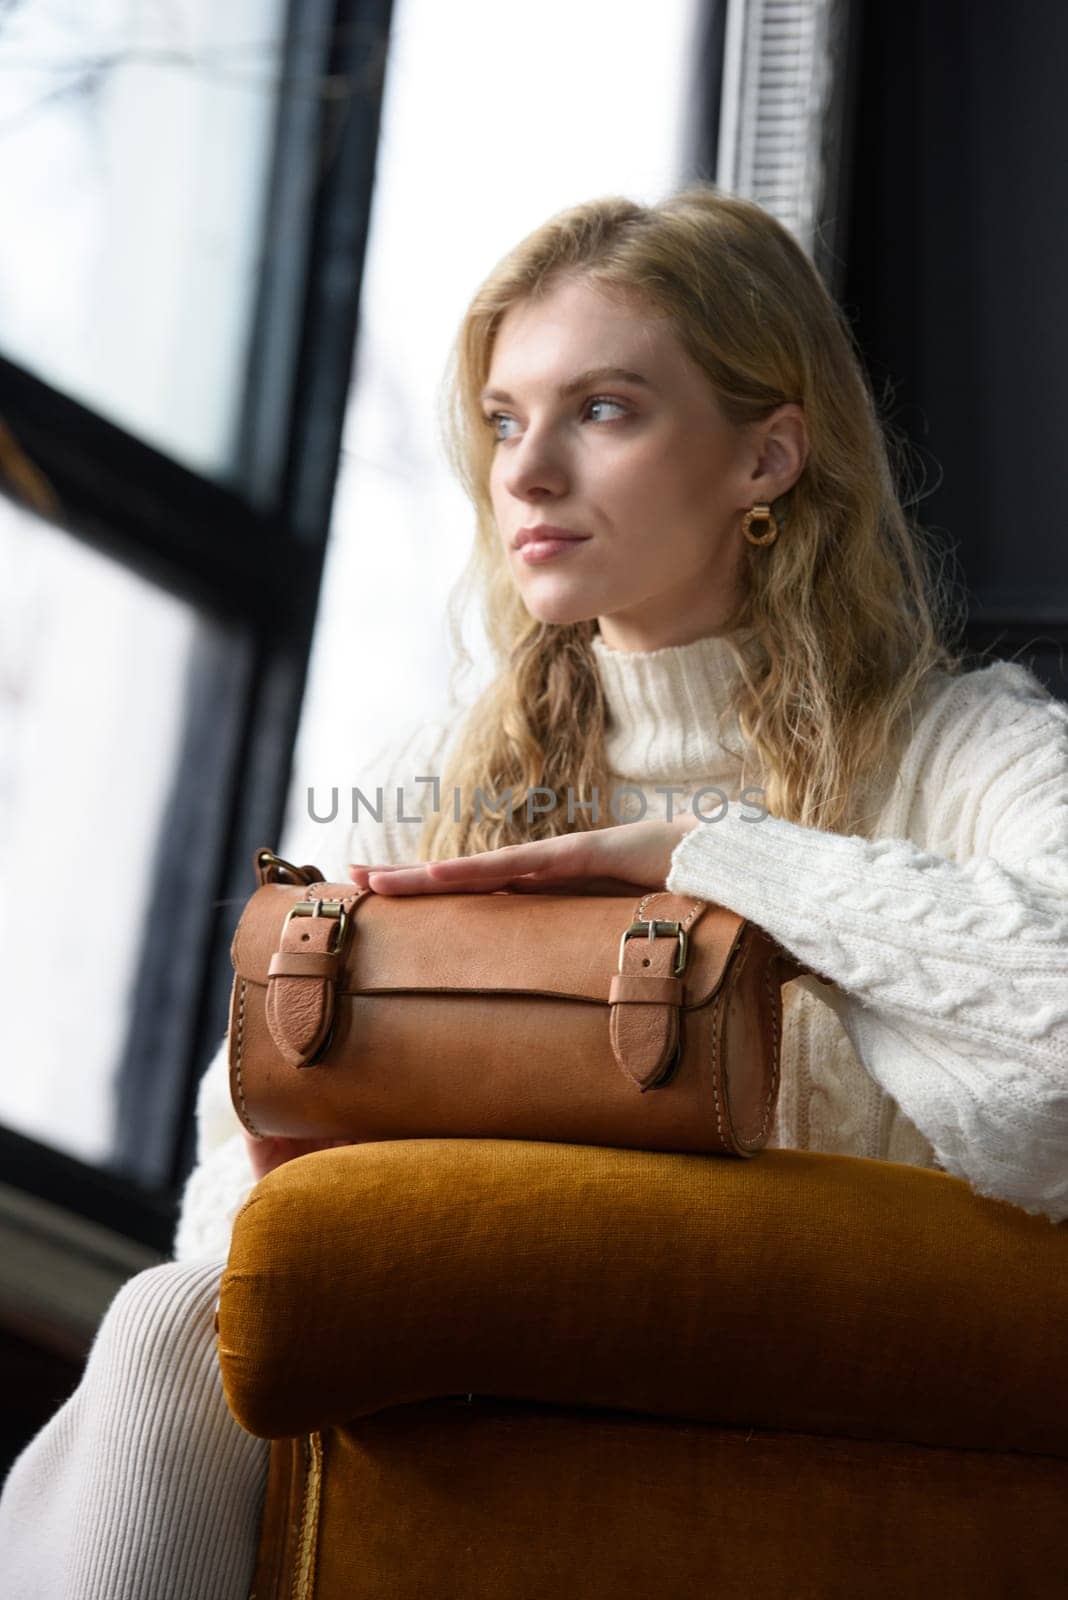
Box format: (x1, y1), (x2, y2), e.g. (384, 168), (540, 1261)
(430, 838), (588, 884)
(349, 839), (585, 895)
(348, 864), (407, 888)
(346, 820), (694, 897)
(365, 865), (523, 895)
(367, 840), (589, 895)
(354, 875), (652, 897)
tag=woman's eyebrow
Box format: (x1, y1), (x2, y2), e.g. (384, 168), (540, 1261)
(479, 366), (655, 405)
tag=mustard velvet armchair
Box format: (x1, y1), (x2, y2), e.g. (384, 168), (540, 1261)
(216, 1140), (1068, 1600)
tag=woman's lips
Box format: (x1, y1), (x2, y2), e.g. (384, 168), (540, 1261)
(519, 536), (590, 564)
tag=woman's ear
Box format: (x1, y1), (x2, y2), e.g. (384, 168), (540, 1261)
(749, 403), (808, 500)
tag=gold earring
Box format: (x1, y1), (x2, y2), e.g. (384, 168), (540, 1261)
(741, 503), (779, 547)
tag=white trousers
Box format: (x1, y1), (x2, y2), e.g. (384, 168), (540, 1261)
(0, 1258), (270, 1600)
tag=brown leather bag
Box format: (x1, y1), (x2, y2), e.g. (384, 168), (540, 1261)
(228, 847), (816, 1159)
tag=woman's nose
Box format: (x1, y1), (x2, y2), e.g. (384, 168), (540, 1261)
(502, 429), (570, 500)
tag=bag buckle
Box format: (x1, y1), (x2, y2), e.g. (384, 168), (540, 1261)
(619, 919), (688, 977)
(283, 898), (349, 953)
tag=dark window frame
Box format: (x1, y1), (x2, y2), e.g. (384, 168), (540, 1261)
(0, 0), (395, 1252)
(841, 0), (1068, 694)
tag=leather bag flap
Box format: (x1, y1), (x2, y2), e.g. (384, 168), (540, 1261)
(231, 882), (746, 1009)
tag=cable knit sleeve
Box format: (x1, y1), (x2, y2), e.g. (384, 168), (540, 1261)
(171, 717), (455, 1261)
(665, 662), (1068, 1224)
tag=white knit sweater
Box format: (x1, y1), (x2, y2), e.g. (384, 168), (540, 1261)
(174, 632), (1068, 1259)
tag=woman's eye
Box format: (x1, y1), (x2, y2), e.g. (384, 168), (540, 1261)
(584, 396), (628, 422)
(484, 396), (627, 443)
(485, 412), (518, 441)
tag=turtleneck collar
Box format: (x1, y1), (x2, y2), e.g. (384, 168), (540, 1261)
(589, 628), (747, 784)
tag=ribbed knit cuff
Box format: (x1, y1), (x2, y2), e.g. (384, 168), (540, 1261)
(666, 803), (850, 978)
(666, 797), (1068, 1012)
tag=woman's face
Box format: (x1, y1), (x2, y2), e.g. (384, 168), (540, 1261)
(482, 274), (805, 651)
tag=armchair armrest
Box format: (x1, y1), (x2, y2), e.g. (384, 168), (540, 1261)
(216, 1140), (1067, 1456)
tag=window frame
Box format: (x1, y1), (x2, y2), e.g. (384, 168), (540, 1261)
(0, 0), (396, 1256)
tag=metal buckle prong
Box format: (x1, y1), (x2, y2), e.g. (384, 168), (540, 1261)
(618, 919), (688, 977)
(282, 899), (349, 951)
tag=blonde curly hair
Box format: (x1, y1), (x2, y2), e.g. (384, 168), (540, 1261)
(418, 181), (966, 858)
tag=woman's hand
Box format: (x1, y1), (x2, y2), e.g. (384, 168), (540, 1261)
(242, 1128), (354, 1182)
(347, 815), (700, 897)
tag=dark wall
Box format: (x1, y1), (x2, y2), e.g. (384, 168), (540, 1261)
(843, 0), (1068, 697)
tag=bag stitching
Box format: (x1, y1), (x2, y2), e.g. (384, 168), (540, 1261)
(233, 978), (262, 1138)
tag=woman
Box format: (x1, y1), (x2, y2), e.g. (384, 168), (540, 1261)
(3, 182), (1066, 1598)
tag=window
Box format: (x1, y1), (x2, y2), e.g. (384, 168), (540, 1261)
(0, 1), (288, 479)
(0, 500), (196, 1166)
(0, 2), (393, 1283)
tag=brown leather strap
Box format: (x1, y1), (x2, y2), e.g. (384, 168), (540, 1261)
(264, 884), (369, 1066)
(268, 952), (342, 979)
(608, 974), (685, 1006)
(609, 893), (708, 1092)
